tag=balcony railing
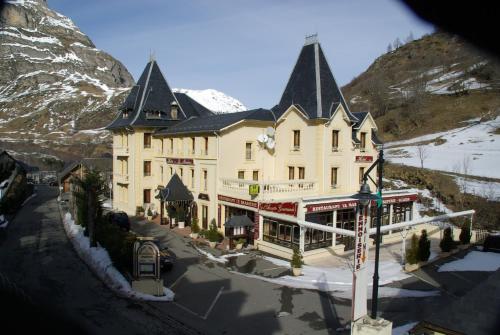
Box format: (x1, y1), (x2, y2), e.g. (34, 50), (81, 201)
(220, 178), (317, 200)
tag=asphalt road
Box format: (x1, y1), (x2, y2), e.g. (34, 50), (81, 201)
(0, 185), (198, 335)
(1, 185), (497, 334)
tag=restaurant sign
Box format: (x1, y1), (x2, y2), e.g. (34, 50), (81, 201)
(305, 200), (358, 213)
(372, 194), (418, 206)
(355, 156), (373, 163)
(166, 157), (194, 165)
(259, 202), (298, 217)
(218, 194), (259, 209)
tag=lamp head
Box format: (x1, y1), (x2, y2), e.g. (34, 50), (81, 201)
(353, 182), (376, 207)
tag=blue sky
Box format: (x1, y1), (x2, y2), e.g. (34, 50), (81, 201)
(49, 0), (433, 109)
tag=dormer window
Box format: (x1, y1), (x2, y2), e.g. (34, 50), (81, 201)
(170, 101), (179, 119)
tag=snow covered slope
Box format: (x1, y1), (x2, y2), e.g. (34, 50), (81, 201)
(173, 88), (246, 113)
(0, 0), (133, 161)
(386, 116), (500, 179)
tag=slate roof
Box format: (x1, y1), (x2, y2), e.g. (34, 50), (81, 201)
(352, 112), (368, 128)
(275, 38), (358, 122)
(158, 173), (194, 203)
(106, 60), (214, 130)
(58, 158), (112, 182)
(155, 108), (275, 136)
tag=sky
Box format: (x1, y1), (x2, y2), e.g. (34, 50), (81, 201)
(49, 0), (434, 109)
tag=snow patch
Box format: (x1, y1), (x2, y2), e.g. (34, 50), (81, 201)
(173, 88), (246, 113)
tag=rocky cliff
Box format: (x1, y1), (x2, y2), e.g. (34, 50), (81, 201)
(0, 0), (134, 167)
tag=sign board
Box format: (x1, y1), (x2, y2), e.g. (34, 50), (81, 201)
(218, 194), (259, 209)
(166, 158), (194, 165)
(372, 194), (418, 206)
(259, 202), (298, 217)
(249, 184), (260, 196)
(355, 156), (373, 163)
(198, 193), (210, 201)
(305, 200), (358, 213)
(133, 240), (160, 279)
(351, 206), (369, 322)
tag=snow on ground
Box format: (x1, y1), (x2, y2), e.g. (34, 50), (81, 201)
(386, 116), (500, 179)
(232, 255), (438, 299)
(62, 212), (174, 301)
(173, 88), (246, 113)
(438, 251), (500, 272)
(415, 188), (453, 215)
(194, 245), (245, 264)
(453, 175), (500, 200)
(392, 322), (418, 335)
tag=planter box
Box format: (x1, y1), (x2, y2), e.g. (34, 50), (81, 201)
(178, 221), (185, 229)
(147, 216), (152, 221)
(209, 241), (217, 248)
(439, 251), (452, 258)
(404, 263), (419, 272)
(292, 267), (302, 276)
(235, 243), (243, 250)
(190, 233), (199, 239)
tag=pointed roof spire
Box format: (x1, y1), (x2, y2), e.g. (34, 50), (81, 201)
(275, 36), (357, 122)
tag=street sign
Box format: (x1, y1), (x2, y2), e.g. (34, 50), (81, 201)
(351, 205), (369, 322)
(249, 184), (260, 196)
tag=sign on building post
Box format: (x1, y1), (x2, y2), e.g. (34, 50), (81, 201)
(249, 184), (260, 196)
(351, 205), (370, 322)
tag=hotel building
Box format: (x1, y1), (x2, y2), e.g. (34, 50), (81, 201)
(107, 37), (417, 260)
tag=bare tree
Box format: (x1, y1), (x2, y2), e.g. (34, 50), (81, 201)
(416, 144), (429, 169)
(387, 43), (393, 53)
(405, 31), (415, 43)
(393, 37), (402, 50)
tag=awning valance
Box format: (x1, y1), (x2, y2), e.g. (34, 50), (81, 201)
(156, 173), (193, 203)
(224, 215), (254, 228)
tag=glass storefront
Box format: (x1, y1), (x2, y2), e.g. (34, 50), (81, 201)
(304, 212), (333, 251)
(336, 209), (356, 250)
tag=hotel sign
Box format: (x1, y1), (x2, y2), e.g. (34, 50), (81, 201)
(218, 195), (259, 209)
(355, 156), (373, 163)
(166, 158), (194, 165)
(249, 184), (260, 196)
(305, 200), (358, 213)
(372, 194), (418, 206)
(259, 202), (298, 217)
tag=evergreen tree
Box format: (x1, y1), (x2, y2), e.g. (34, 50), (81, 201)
(459, 221), (471, 244)
(440, 227), (455, 252)
(406, 234), (419, 264)
(418, 229), (431, 261)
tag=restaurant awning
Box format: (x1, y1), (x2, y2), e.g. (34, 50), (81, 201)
(156, 173), (194, 204)
(224, 215), (254, 228)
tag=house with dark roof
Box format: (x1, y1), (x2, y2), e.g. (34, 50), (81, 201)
(58, 157), (112, 193)
(107, 36), (417, 260)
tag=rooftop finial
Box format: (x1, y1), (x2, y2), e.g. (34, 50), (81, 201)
(304, 33), (319, 45)
(149, 49), (156, 62)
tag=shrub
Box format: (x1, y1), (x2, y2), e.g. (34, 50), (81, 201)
(206, 220), (221, 243)
(136, 206), (145, 216)
(406, 234), (419, 264)
(459, 221), (471, 244)
(96, 220), (136, 273)
(291, 247), (304, 268)
(440, 227), (455, 252)
(147, 207), (153, 217)
(236, 238), (246, 245)
(418, 229), (431, 262)
(191, 218), (200, 233)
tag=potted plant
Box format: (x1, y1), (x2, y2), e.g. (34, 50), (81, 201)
(418, 229), (431, 266)
(136, 206), (145, 217)
(207, 220), (219, 248)
(190, 217), (200, 239)
(235, 238), (246, 250)
(459, 221), (471, 249)
(439, 227), (456, 257)
(177, 206), (185, 229)
(405, 234), (420, 272)
(147, 207), (153, 220)
(290, 247), (303, 276)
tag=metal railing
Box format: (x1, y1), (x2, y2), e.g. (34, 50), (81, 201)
(220, 178), (317, 198)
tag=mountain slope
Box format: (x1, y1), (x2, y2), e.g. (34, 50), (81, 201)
(173, 88), (246, 114)
(342, 32), (500, 141)
(0, 0), (134, 164)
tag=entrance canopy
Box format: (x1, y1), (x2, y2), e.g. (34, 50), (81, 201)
(157, 173), (193, 205)
(225, 215), (254, 228)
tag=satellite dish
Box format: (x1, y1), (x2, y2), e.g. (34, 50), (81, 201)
(266, 138), (275, 150)
(257, 133), (268, 143)
(266, 127), (275, 137)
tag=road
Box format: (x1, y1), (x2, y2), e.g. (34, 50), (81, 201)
(0, 185), (198, 334)
(1, 185), (497, 334)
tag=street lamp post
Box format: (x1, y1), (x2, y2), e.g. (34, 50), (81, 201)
(352, 149), (384, 320)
